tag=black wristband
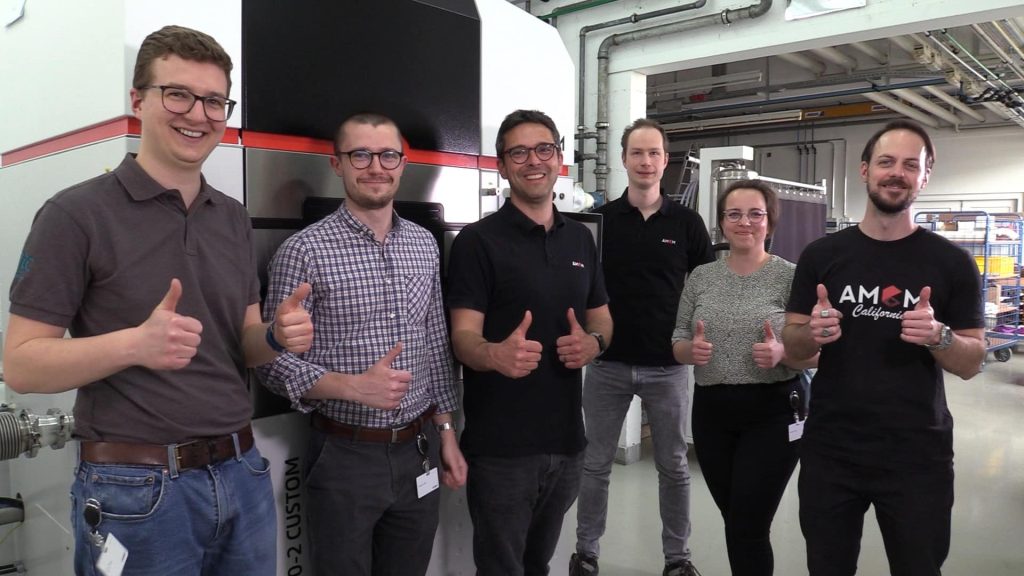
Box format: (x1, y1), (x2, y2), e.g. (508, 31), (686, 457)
(266, 323), (286, 353)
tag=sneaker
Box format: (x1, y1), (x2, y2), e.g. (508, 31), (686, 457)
(569, 552), (599, 576)
(663, 559), (701, 576)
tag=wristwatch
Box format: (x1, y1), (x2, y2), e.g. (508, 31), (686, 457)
(925, 323), (954, 351)
(590, 332), (607, 356)
(265, 323), (286, 353)
(436, 422), (455, 433)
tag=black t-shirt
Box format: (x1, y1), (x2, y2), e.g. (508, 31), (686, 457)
(787, 226), (982, 470)
(447, 201), (608, 457)
(596, 192), (713, 365)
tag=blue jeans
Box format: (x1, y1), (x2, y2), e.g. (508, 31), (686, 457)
(467, 451), (583, 576)
(576, 360), (692, 563)
(71, 445), (276, 576)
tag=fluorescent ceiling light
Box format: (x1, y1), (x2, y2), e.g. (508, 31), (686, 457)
(662, 110), (804, 133)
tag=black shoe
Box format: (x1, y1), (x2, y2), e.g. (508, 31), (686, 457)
(663, 560), (701, 576)
(569, 552), (599, 576)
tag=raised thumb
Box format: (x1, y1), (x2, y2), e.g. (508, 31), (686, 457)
(155, 278), (182, 313)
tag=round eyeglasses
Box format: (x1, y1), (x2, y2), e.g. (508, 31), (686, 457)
(144, 85), (236, 122)
(504, 143), (559, 164)
(723, 210), (768, 223)
(338, 149), (405, 170)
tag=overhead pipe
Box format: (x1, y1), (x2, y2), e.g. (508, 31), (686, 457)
(970, 23), (1024, 83)
(930, 29), (1024, 113)
(922, 85), (986, 122)
(810, 46), (858, 71)
(651, 77), (947, 120)
(576, 1), (707, 152)
(777, 52), (826, 75)
(1005, 19), (1024, 47)
(991, 21), (1024, 63)
(538, 0), (618, 23)
(849, 41), (887, 65)
(891, 88), (962, 125)
(595, 0), (773, 203)
(862, 92), (942, 128)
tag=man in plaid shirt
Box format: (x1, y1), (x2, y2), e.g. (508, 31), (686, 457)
(259, 112), (466, 575)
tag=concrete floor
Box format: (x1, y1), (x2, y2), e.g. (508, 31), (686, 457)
(552, 355), (1024, 575)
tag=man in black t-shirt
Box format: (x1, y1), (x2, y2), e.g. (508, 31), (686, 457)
(784, 120), (985, 576)
(448, 109), (612, 575)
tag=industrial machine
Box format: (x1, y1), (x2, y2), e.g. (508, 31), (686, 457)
(0, 1), (574, 573)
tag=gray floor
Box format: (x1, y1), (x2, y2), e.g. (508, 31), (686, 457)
(552, 356), (1024, 575)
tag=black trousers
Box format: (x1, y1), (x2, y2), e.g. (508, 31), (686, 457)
(799, 450), (953, 576)
(692, 379), (801, 576)
(466, 451), (583, 576)
(304, 425), (441, 576)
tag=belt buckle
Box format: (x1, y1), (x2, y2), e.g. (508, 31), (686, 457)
(172, 440), (195, 470)
(390, 423), (411, 443)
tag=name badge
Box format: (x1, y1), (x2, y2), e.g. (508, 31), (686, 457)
(96, 532), (129, 576)
(788, 420), (805, 442)
(417, 467), (440, 498)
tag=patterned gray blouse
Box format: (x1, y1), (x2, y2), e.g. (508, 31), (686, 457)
(672, 255), (800, 385)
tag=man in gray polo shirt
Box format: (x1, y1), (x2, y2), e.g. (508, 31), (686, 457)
(3, 26), (312, 576)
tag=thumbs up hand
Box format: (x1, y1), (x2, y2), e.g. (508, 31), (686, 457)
(556, 308), (599, 369)
(811, 284), (842, 345)
(901, 286), (942, 347)
(691, 320), (713, 366)
(272, 283), (314, 354)
(355, 342), (412, 410)
(489, 311), (543, 378)
(752, 319), (785, 369)
(137, 278), (204, 370)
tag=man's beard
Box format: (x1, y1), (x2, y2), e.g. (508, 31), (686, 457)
(867, 177), (915, 214)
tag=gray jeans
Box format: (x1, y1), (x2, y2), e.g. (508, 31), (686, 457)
(576, 359), (692, 562)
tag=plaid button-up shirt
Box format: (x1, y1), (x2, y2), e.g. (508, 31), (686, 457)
(258, 201), (457, 427)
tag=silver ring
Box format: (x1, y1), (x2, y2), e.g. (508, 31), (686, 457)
(821, 327), (832, 338)
(820, 309), (830, 318)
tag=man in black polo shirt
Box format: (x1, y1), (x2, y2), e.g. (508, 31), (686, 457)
(572, 118), (712, 576)
(4, 26), (311, 576)
(448, 109), (612, 575)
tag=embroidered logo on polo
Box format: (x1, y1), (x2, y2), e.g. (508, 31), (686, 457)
(571, 261), (586, 268)
(661, 239), (677, 245)
(838, 284), (922, 321)
(14, 252), (33, 280)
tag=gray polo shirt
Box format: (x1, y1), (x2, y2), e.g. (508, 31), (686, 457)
(9, 154), (259, 444)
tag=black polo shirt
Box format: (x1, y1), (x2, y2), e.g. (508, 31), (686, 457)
(595, 191), (713, 366)
(447, 201), (608, 457)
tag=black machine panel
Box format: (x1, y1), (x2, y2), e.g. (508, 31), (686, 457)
(242, 0), (482, 155)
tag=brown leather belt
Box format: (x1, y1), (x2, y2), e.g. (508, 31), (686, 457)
(79, 425), (254, 472)
(312, 407), (436, 443)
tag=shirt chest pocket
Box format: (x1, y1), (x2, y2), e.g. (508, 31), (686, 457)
(403, 273), (434, 326)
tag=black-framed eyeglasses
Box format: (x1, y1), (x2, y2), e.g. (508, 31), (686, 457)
(504, 143), (559, 164)
(337, 149), (405, 170)
(144, 85), (236, 122)
(723, 209), (768, 223)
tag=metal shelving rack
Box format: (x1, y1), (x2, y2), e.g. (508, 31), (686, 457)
(915, 211), (1023, 363)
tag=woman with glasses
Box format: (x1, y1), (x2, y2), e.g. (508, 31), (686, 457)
(671, 179), (817, 576)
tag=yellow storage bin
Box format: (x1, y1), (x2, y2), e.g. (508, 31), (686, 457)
(975, 256), (1016, 277)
